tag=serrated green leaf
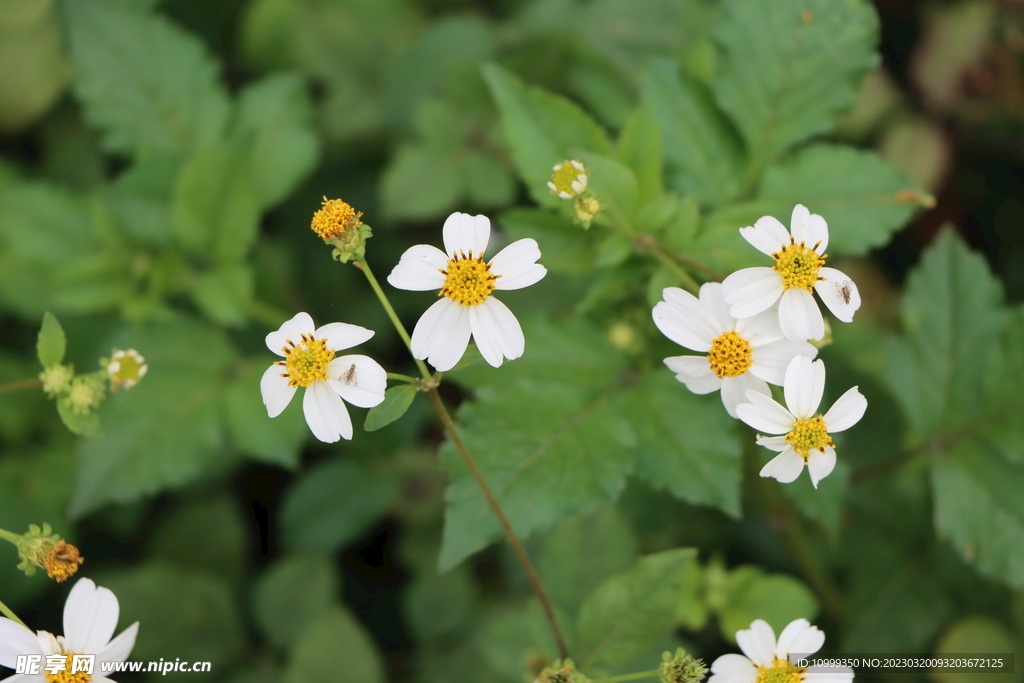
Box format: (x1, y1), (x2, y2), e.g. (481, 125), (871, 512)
(713, 0), (878, 177)
(576, 152), (640, 231)
(64, 0), (229, 156)
(364, 383), (418, 432)
(37, 311), (65, 366)
(616, 100), (663, 205)
(224, 360), (307, 468)
(254, 555), (340, 649)
(285, 607), (384, 683)
(578, 548), (697, 670)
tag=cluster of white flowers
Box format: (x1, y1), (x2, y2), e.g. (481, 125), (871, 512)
(653, 205), (867, 488)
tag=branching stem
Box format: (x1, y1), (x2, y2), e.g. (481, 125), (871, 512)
(0, 379), (42, 396)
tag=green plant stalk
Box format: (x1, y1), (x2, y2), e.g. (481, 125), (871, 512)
(356, 259), (433, 380)
(650, 247), (701, 294)
(0, 528), (19, 545)
(0, 597), (27, 629)
(0, 379), (42, 396)
(592, 669), (660, 683)
(386, 372), (419, 384)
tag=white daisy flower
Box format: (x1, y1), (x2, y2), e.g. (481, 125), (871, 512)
(387, 212), (547, 372)
(0, 577), (139, 682)
(709, 618), (853, 683)
(261, 312), (386, 443)
(652, 283), (818, 418)
(721, 205), (862, 342)
(736, 356), (867, 488)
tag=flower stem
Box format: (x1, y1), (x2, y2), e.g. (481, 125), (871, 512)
(426, 386), (570, 660)
(649, 247), (701, 294)
(0, 528), (19, 545)
(591, 669), (660, 683)
(355, 259), (433, 380)
(0, 597), (27, 629)
(386, 372), (420, 384)
(0, 379), (42, 396)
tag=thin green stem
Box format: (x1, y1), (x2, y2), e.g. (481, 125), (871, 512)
(650, 248), (700, 294)
(386, 372), (419, 384)
(427, 386), (570, 660)
(591, 669), (660, 683)
(0, 528), (20, 545)
(0, 598), (27, 629)
(0, 379), (42, 396)
(356, 259), (433, 380)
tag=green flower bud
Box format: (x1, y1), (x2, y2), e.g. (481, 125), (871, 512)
(39, 363), (73, 397)
(660, 648), (708, 683)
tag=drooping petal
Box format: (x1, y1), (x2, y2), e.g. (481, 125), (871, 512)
(664, 356), (722, 394)
(97, 622), (139, 665)
(756, 434), (791, 452)
(735, 307), (784, 347)
(822, 386), (867, 432)
(783, 356), (825, 419)
(786, 620), (826, 656)
(778, 288), (824, 342)
(736, 619), (777, 666)
(760, 449), (805, 484)
(261, 365), (296, 418)
(64, 579), (119, 655)
(303, 381), (353, 442)
(327, 355), (387, 408)
(315, 322), (374, 352)
(410, 298), (472, 372)
(469, 298), (525, 367)
(710, 654), (757, 683)
(721, 374), (769, 419)
(266, 312), (315, 355)
(740, 215), (790, 256)
(385, 244), (449, 291)
(698, 282), (736, 331)
(443, 212), (490, 258)
(653, 288), (721, 352)
(722, 268), (785, 319)
(776, 619), (812, 657)
(807, 447), (836, 489)
(489, 239), (546, 290)
(749, 339), (817, 385)
(814, 267), (861, 323)
(736, 390), (795, 434)
(0, 618), (41, 668)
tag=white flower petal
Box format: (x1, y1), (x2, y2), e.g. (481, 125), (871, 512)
(749, 339), (817, 385)
(778, 288), (824, 342)
(97, 622), (138, 665)
(737, 391), (794, 434)
(722, 268), (785, 319)
(789, 205), (828, 254)
(721, 374), (769, 419)
(261, 364), (296, 418)
(822, 386), (867, 433)
(328, 355), (387, 408)
(653, 288), (721, 352)
(302, 381), (353, 442)
(711, 653), (757, 678)
(443, 212), (490, 258)
(776, 619), (812, 656)
(489, 238), (546, 291)
(266, 312), (315, 355)
(784, 356), (825, 419)
(698, 282), (736, 331)
(735, 307), (784, 347)
(411, 298), (472, 372)
(386, 244), (449, 291)
(760, 449), (805, 484)
(740, 215), (791, 256)
(64, 579), (118, 655)
(38, 632), (60, 656)
(807, 447), (836, 488)
(0, 619), (41, 668)
(315, 322), (374, 352)
(756, 434), (790, 452)
(664, 356), (722, 394)
(815, 267), (861, 323)
(788, 621), (826, 656)
(469, 298), (525, 367)
(736, 619), (777, 666)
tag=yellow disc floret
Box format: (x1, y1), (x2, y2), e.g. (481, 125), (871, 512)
(785, 416), (834, 459)
(44, 541), (84, 583)
(44, 652), (91, 683)
(440, 251), (498, 307)
(277, 333), (335, 387)
(311, 197), (363, 240)
(707, 331), (754, 378)
(548, 160), (588, 199)
(772, 238), (827, 292)
(755, 658), (806, 683)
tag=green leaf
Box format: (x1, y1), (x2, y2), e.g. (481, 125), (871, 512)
(617, 371), (742, 517)
(643, 59), (744, 206)
(713, 0), (878, 175)
(364, 383), (418, 432)
(172, 142), (261, 263)
(284, 607), (384, 683)
(499, 208), (596, 275)
(577, 548), (697, 671)
(576, 152), (640, 231)
(253, 555), (340, 649)
(56, 397), (103, 437)
(191, 263), (255, 326)
(380, 144), (462, 220)
(36, 311), (65, 366)
(224, 360), (308, 469)
(150, 494), (248, 581)
(232, 73), (319, 210)
(404, 564), (476, 641)
(616, 100), (663, 205)
(64, 0), (230, 156)
(482, 63), (611, 207)
(475, 601), (563, 682)
(280, 458), (399, 553)
(713, 566), (818, 642)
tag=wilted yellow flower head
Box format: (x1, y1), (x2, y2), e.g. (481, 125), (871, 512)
(44, 540), (84, 583)
(311, 197), (363, 240)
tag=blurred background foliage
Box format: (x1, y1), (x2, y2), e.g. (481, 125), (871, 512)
(1, 0), (1023, 681)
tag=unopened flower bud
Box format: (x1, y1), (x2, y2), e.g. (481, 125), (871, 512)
(39, 363), (73, 397)
(67, 374), (105, 415)
(105, 349), (148, 391)
(548, 160), (588, 199)
(574, 195), (601, 228)
(660, 648), (708, 683)
(535, 659), (589, 683)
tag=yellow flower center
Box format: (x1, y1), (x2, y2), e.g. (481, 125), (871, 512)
(755, 658), (806, 683)
(440, 251), (498, 307)
(548, 160), (587, 198)
(44, 541), (84, 583)
(707, 331), (754, 378)
(311, 197), (362, 240)
(772, 238), (827, 292)
(786, 416), (834, 458)
(107, 349), (147, 391)
(277, 334), (335, 387)
(44, 652), (91, 683)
